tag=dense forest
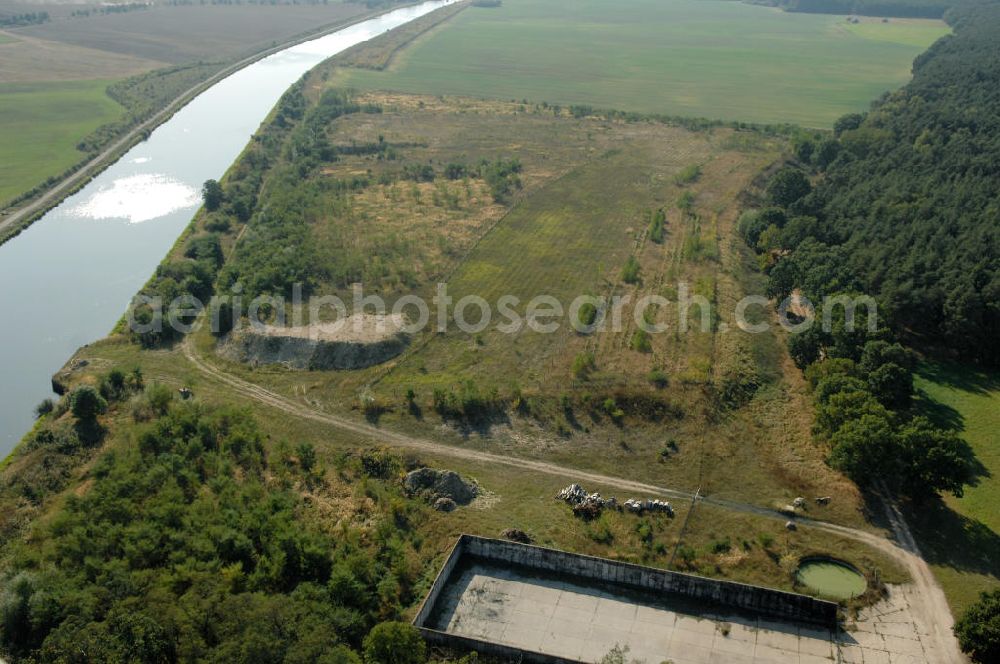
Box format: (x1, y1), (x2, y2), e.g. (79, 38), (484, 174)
(755, 0), (1000, 365)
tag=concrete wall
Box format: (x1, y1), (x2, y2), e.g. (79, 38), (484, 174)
(414, 535), (838, 639)
(460, 535), (838, 626)
(414, 536), (465, 628)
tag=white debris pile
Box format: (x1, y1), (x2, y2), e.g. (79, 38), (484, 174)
(624, 498), (674, 516)
(556, 484), (673, 517)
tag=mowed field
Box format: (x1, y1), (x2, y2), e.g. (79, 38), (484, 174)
(0, 79), (123, 203)
(910, 361), (1000, 613)
(335, 0), (950, 127)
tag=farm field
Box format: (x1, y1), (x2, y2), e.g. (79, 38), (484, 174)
(9, 3), (366, 65)
(909, 361), (1000, 614)
(0, 79), (122, 203)
(0, 2), (368, 208)
(335, 0), (950, 127)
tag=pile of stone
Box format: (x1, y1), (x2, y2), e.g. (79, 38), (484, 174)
(556, 483), (673, 518)
(404, 468), (479, 511)
(623, 498), (674, 516)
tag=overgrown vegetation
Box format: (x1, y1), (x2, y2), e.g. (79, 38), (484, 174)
(0, 396), (431, 663)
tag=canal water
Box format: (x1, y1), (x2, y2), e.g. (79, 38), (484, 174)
(0, 0), (455, 457)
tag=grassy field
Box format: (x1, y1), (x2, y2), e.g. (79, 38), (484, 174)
(335, 0), (950, 127)
(909, 361), (1000, 614)
(0, 79), (122, 203)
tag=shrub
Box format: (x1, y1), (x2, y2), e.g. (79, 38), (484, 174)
(33, 398), (55, 419)
(648, 369), (669, 388)
(621, 256), (641, 284)
(677, 190), (695, 211)
(145, 383), (174, 417)
(363, 621), (426, 664)
(710, 538), (732, 554)
(648, 208), (666, 243)
(630, 329), (652, 352)
(69, 386), (107, 422)
(577, 301), (598, 329)
(571, 352), (596, 380)
(673, 164), (701, 185)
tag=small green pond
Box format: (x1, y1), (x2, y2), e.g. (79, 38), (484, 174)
(796, 559), (867, 600)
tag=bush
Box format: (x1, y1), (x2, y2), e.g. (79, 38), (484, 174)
(145, 383), (174, 417)
(621, 256), (641, 284)
(362, 622), (426, 664)
(677, 190), (695, 211)
(673, 164), (701, 185)
(648, 369), (669, 388)
(571, 352), (596, 380)
(577, 301), (598, 329)
(630, 329), (652, 352)
(69, 386), (107, 422)
(33, 399), (55, 419)
(648, 208), (666, 243)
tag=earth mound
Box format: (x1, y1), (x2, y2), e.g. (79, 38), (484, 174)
(403, 468), (478, 506)
(220, 314), (410, 370)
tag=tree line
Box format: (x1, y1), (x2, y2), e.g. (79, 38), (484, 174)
(752, 0), (1000, 366)
(761, 0), (955, 18)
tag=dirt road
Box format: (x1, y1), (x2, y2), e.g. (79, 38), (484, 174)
(180, 339), (965, 662)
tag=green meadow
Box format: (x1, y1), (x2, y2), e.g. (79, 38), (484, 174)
(337, 0), (949, 127)
(912, 361), (1000, 613)
(0, 79), (123, 204)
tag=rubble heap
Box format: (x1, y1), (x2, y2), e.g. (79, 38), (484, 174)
(555, 483), (673, 518)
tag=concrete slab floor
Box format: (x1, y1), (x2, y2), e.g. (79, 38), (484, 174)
(431, 562), (935, 663)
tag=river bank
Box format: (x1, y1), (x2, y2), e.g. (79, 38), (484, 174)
(0, 0), (457, 458)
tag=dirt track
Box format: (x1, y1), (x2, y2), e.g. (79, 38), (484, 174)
(181, 339), (965, 662)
